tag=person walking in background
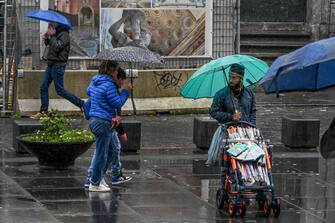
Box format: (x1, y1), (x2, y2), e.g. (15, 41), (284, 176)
(110, 67), (132, 185)
(30, 22), (87, 119)
(86, 60), (132, 192)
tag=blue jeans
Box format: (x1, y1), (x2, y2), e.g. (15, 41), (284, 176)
(40, 65), (84, 112)
(88, 117), (113, 186)
(109, 131), (122, 176)
(87, 129), (122, 182)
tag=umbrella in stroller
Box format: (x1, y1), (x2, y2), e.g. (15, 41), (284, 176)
(259, 36), (335, 96)
(96, 46), (163, 115)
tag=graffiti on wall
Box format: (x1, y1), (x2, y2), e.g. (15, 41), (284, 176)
(154, 70), (188, 91)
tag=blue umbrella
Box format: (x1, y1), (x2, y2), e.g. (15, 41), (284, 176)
(26, 10), (72, 30)
(260, 37), (335, 94)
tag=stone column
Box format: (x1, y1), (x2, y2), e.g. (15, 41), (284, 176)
(306, 0), (331, 40)
(212, 0), (239, 58)
(328, 0), (335, 36)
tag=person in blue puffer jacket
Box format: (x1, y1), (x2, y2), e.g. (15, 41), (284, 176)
(86, 60), (131, 192)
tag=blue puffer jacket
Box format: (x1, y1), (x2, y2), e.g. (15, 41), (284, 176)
(87, 74), (129, 121)
(210, 86), (256, 126)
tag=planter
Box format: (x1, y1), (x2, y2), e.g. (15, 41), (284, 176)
(121, 120), (141, 152)
(12, 119), (42, 154)
(281, 116), (320, 148)
(16, 134), (94, 169)
(193, 117), (219, 150)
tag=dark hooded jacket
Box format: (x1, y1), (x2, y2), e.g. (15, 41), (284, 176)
(44, 26), (70, 66)
(210, 86), (256, 126)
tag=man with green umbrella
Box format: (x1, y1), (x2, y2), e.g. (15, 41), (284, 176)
(210, 63), (257, 126)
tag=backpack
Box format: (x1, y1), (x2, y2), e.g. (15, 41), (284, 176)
(320, 118), (335, 159)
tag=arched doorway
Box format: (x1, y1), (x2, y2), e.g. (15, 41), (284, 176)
(78, 6), (94, 27)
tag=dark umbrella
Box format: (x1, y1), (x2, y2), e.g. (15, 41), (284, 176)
(96, 46), (164, 115)
(260, 37), (335, 97)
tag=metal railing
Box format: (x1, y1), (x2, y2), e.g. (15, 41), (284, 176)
(1, 0), (20, 115)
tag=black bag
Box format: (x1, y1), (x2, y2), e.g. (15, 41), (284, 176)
(320, 118), (335, 159)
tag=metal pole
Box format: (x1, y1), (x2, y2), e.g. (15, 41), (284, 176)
(2, 0), (7, 112)
(236, 0), (240, 54)
(129, 63), (136, 116)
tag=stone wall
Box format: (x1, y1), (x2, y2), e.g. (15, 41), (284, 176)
(17, 69), (196, 99)
(241, 0), (307, 22)
(240, 0), (334, 40)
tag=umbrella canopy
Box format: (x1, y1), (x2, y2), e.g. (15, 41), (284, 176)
(26, 10), (72, 30)
(97, 47), (163, 65)
(180, 54), (268, 99)
(96, 47), (163, 115)
(260, 37), (335, 93)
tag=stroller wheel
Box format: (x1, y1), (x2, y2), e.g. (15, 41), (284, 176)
(271, 198), (281, 217)
(216, 189), (226, 209)
(238, 201), (246, 217)
(262, 197), (271, 217)
(227, 200), (236, 217)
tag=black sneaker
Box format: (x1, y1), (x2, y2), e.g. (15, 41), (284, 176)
(111, 174), (133, 185)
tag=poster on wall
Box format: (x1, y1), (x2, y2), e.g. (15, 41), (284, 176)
(40, 0), (212, 58)
(101, 0), (206, 8)
(100, 0), (212, 57)
(41, 0), (100, 58)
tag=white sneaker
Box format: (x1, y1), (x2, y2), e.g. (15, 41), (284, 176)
(85, 178), (109, 189)
(100, 178), (109, 188)
(89, 183), (111, 192)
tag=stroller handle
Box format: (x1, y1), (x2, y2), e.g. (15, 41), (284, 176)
(220, 121), (256, 128)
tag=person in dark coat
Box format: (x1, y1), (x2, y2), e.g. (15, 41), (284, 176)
(210, 63), (256, 126)
(320, 118), (335, 159)
(30, 22), (86, 119)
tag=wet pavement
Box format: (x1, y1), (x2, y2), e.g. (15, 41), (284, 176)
(1, 89), (335, 222)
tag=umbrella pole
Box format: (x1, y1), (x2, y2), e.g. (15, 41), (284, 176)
(130, 63), (137, 115)
(222, 67), (237, 113)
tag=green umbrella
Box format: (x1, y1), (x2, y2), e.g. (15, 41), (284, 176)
(180, 54), (269, 99)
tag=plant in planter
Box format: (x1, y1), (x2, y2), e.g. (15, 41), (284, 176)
(17, 110), (95, 169)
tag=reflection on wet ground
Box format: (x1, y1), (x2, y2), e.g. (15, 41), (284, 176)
(1, 113), (335, 222)
(1, 148), (335, 223)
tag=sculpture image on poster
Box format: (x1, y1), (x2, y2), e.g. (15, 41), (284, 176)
(101, 8), (208, 56)
(46, 0), (100, 57)
(101, 0), (206, 8)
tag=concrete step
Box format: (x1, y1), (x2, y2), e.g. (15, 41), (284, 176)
(241, 40), (306, 54)
(240, 22), (310, 34)
(241, 30), (311, 42)
(17, 98), (212, 116)
(241, 40), (306, 48)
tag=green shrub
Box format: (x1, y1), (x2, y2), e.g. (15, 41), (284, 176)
(23, 109), (94, 143)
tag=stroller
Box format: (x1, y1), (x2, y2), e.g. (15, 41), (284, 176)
(215, 121), (280, 217)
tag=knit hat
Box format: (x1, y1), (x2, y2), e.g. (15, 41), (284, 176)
(230, 63), (245, 76)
